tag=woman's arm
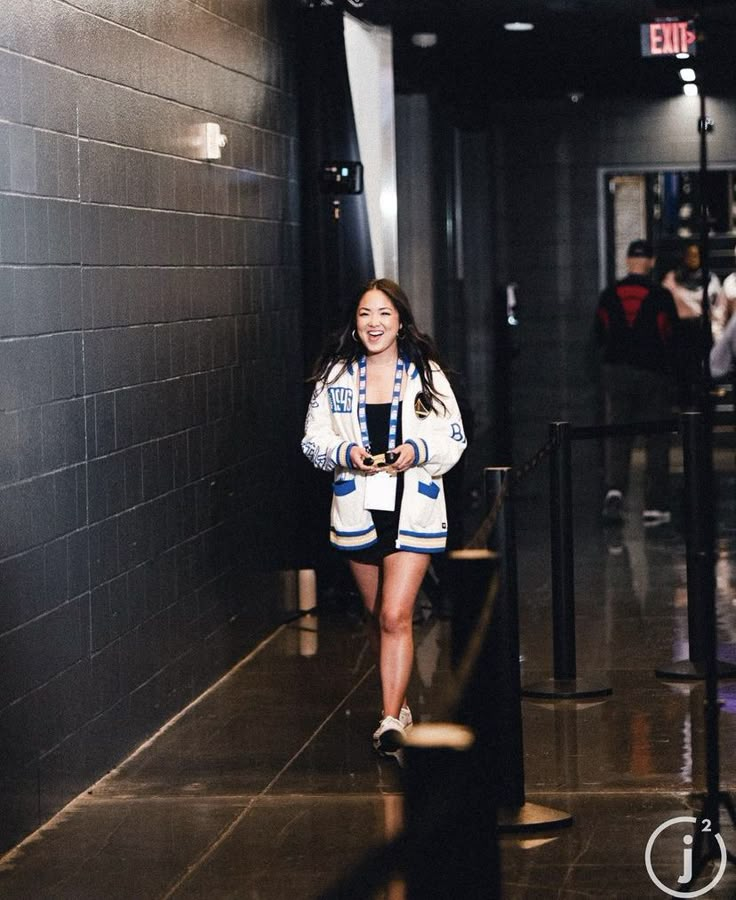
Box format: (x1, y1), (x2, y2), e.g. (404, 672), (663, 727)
(405, 367), (468, 478)
(301, 381), (357, 471)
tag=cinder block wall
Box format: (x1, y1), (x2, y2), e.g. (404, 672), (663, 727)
(0, 0), (302, 852)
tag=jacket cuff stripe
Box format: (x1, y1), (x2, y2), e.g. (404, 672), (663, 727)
(343, 443), (357, 468)
(335, 442), (353, 468)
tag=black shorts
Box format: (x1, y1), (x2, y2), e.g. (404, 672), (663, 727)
(345, 508), (400, 565)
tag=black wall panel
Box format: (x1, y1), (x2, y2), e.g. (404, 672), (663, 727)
(0, 0), (302, 853)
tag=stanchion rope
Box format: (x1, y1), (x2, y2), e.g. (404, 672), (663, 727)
(466, 434), (559, 549)
(465, 416), (677, 551)
(318, 414), (681, 898)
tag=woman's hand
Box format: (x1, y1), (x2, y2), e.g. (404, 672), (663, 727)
(350, 445), (377, 472)
(386, 443), (415, 473)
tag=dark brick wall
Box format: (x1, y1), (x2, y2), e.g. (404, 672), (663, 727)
(0, 0), (302, 852)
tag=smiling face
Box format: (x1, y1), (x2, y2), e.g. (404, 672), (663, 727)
(355, 288), (401, 357)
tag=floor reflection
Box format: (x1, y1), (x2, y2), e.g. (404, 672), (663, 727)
(0, 461), (734, 898)
(381, 793), (406, 900)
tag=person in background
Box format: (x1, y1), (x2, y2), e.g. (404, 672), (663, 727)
(716, 249), (736, 334)
(662, 241), (724, 329)
(710, 311), (736, 381)
(302, 278), (467, 761)
(662, 241), (726, 404)
(595, 240), (680, 527)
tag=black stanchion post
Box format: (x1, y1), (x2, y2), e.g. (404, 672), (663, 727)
(449, 468), (572, 832)
(481, 468), (523, 807)
(402, 724), (501, 899)
(524, 424), (611, 699)
(686, 411), (709, 668)
(670, 411), (736, 885)
(655, 412), (736, 680)
(551, 420), (576, 680)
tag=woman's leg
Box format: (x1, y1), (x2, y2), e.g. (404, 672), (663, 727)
(377, 552), (431, 719)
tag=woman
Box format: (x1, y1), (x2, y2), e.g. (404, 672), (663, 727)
(662, 242), (722, 327)
(662, 242), (725, 405)
(302, 278), (467, 759)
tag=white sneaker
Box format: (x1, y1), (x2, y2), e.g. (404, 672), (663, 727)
(642, 509), (671, 526)
(399, 704), (413, 729)
(372, 715), (405, 757)
(602, 489), (624, 524)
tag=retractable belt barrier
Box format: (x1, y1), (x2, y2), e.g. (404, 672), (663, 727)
(469, 418), (680, 699)
(448, 468), (573, 837)
(319, 412), (734, 898)
(467, 418), (678, 552)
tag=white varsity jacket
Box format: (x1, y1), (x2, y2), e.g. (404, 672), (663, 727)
(302, 359), (467, 553)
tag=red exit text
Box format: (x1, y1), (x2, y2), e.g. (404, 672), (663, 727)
(640, 20), (696, 57)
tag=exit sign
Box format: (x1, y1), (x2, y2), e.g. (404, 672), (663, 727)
(641, 20), (697, 57)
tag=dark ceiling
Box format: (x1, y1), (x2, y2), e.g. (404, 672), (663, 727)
(343, 0), (736, 126)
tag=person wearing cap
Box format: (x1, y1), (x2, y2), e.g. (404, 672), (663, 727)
(594, 239), (680, 526)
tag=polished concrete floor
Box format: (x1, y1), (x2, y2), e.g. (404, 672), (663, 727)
(0, 444), (735, 898)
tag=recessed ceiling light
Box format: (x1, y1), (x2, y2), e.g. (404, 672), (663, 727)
(683, 83), (698, 96)
(411, 32), (438, 48)
(679, 67), (696, 82)
(503, 21), (534, 32)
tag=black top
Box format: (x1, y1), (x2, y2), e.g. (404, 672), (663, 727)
(349, 402), (404, 561)
(365, 401), (402, 456)
(595, 273), (680, 374)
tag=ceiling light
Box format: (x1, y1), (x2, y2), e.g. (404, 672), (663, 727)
(411, 32), (438, 48)
(683, 83), (698, 96)
(504, 22), (534, 32)
(676, 52), (690, 60)
(679, 67), (696, 82)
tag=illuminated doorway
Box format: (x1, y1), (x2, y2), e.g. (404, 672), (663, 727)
(602, 167), (736, 284)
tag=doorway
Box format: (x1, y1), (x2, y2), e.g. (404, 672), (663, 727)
(603, 167), (736, 284)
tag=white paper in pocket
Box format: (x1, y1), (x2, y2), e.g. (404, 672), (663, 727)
(364, 471), (397, 511)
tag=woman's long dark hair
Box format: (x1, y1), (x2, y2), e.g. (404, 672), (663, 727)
(309, 278), (449, 413)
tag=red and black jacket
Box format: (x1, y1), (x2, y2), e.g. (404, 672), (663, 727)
(595, 274), (680, 374)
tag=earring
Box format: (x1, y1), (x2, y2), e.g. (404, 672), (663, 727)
(352, 329), (358, 341)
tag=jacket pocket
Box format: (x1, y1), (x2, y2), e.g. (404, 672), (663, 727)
(417, 480), (440, 500)
(333, 478), (357, 497)
(409, 478), (443, 530)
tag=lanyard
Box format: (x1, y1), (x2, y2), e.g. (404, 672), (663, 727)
(357, 355), (404, 452)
